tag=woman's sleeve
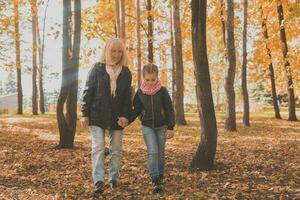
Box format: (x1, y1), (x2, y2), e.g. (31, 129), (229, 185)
(120, 69), (132, 119)
(162, 87), (175, 130)
(81, 65), (97, 117)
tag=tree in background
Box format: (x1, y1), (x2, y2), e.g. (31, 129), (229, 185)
(190, 0), (217, 171)
(29, 0), (38, 115)
(172, 0), (186, 125)
(13, 0), (23, 114)
(136, 0), (142, 87)
(276, 0), (297, 121)
(241, 0), (250, 126)
(56, 0), (81, 148)
(224, 0), (236, 131)
(146, 0), (154, 62)
(260, 6), (281, 119)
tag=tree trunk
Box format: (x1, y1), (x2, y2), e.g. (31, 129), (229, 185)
(14, 0), (23, 115)
(115, 0), (121, 38)
(224, 0), (236, 131)
(219, 0), (226, 49)
(56, 0), (81, 148)
(260, 6), (281, 119)
(36, 6), (45, 114)
(276, 0), (297, 121)
(172, 0), (186, 125)
(30, 0), (38, 115)
(241, 0), (250, 127)
(120, 0), (125, 41)
(170, 5), (176, 104)
(161, 48), (167, 86)
(147, 0), (154, 63)
(190, 0), (217, 171)
(136, 0), (141, 87)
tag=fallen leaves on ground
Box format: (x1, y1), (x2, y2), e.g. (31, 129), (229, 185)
(0, 113), (299, 199)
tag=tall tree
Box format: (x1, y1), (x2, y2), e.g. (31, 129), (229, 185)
(56, 0), (81, 148)
(224, 0), (236, 131)
(241, 0), (250, 126)
(13, 0), (23, 114)
(146, 0), (154, 62)
(276, 0), (297, 121)
(170, 5), (176, 103)
(36, 0), (50, 114)
(219, 0), (226, 48)
(260, 6), (281, 119)
(115, 0), (121, 37)
(136, 0), (142, 87)
(30, 0), (38, 115)
(115, 0), (125, 41)
(172, 0), (186, 125)
(190, 0), (217, 171)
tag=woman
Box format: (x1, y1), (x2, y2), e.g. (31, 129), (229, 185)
(81, 38), (132, 194)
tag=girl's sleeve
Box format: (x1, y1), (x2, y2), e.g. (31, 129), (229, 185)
(128, 91), (143, 124)
(162, 87), (175, 130)
(81, 65), (97, 117)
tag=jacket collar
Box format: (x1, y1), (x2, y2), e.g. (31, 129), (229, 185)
(97, 62), (126, 96)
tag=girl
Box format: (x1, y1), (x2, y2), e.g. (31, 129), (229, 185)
(125, 63), (175, 193)
(81, 38), (132, 194)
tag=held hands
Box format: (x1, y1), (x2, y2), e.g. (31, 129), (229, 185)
(165, 130), (174, 139)
(80, 117), (89, 128)
(117, 117), (128, 128)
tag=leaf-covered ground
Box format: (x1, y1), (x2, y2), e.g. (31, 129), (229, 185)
(0, 113), (299, 199)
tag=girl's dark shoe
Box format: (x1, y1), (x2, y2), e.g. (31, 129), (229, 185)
(158, 174), (164, 186)
(151, 176), (163, 193)
(109, 180), (118, 189)
(94, 181), (105, 194)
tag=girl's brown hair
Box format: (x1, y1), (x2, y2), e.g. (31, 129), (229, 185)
(142, 63), (159, 77)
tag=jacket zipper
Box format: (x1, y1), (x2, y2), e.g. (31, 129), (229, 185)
(151, 95), (154, 128)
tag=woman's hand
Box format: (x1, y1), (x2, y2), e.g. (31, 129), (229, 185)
(165, 130), (174, 139)
(80, 117), (89, 128)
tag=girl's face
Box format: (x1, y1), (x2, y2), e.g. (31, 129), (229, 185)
(143, 72), (158, 87)
(110, 44), (123, 64)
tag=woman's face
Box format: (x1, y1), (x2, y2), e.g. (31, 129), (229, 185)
(110, 44), (123, 64)
(143, 72), (158, 87)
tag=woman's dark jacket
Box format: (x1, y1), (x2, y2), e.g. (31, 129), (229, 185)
(129, 87), (175, 130)
(81, 62), (132, 130)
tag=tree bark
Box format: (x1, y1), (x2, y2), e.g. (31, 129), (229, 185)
(115, 0), (121, 37)
(172, 0), (186, 125)
(147, 0), (154, 63)
(56, 0), (81, 148)
(276, 0), (297, 121)
(241, 0), (250, 127)
(190, 0), (217, 171)
(30, 0), (38, 115)
(14, 0), (23, 115)
(224, 0), (236, 131)
(120, 0), (125, 41)
(219, 0), (226, 49)
(260, 6), (281, 119)
(136, 0), (141, 87)
(170, 5), (176, 104)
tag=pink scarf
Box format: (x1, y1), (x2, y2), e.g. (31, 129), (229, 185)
(106, 64), (122, 97)
(140, 80), (162, 95)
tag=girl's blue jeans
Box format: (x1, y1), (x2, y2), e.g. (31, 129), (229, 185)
(142, 125), (167, 178)
(89, 126), (123, 184)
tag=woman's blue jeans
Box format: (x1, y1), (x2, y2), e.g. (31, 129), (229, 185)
(89, 126), (123, 184)
(142, 125), (167, 178)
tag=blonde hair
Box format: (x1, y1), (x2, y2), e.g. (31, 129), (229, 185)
(100, 38), (129, 66)
(142, 63), (159, 77)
